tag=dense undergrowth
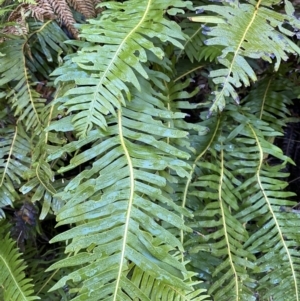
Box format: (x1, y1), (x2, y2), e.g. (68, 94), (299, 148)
(0, 0), (300, 300)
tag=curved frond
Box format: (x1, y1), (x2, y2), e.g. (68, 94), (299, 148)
(242, 74), (295, 131)
(27, 20), (71, 79)
(179, 19), (222, 63)
(228, 107), (300, 300)
(183, 113), (256, 300)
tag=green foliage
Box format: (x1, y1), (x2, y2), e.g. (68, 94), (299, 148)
(0, 0), (300, 300)
(190, 0), (300, 113)
(0, 221), (39, 301)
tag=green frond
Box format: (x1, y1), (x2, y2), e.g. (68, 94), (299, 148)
(0, 38), (45, 132)
(130, 265), (210, 301)
(20, 97), (67, 219)
(179, 20), (205, 62)
(51, 0), (191, 138)
(183, 113), (256, 300)
(26, 20), (72, 79)
(0, 125), (31, 218)
(179, 19), (222, 63)
(45, 72), (206, 299)
(0, 221), (39, 301)
(227, 107), (300, 300)
(190, 0), (300, 112)
(242, 74), (295, 131)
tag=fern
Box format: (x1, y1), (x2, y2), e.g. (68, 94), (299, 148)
(0, 0), (300, 300)
(0, 125), (31, 219)
(0, 221), (39, 301)
(45, 71), (210, 299)
(51, 0), (190, 137)
(190, 0), (300, 113)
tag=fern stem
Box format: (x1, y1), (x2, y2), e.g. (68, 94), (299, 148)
(211, 0), (262, 110)
(259, 77), (272, 120)
(0, 127), (18, 187)
(22, 44), (42, 130)
(174, 65), (204, 83)
(113, 109), (135, 301)
(218, 144), (240, 301)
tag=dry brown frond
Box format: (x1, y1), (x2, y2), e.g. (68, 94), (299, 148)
(30, 0), (56, 22)
(67, 0), (96, 18)
(1, 0), (103, 40)
(92, 0), (103, 15)
(48, 0), (78, 38)
(3, 5), (29, 37)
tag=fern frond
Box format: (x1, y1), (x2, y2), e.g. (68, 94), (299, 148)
(190, 1), (300, 113)
(179, 20), (206, 63)
(0, 39), (45, 132)
(52, 0), (190, 138)
(48, 0), (78, 38)
(185, 115), (256, 300)
(66, 0), (97, 18)
(45, 72), (206, 299)
(27, 20), (71, 77)
(0, 125), (31, 219)
(130, 265), (210, 301)
(0, 221), (39, 301)
(242, 74), (295, 131)
(179, 20), (222, 63)
(227, 107), (300, 300)
(20, 92), (67, 219)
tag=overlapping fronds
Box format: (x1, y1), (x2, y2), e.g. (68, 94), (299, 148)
(0, 221), (39, 301)
(189, 0), (300, 113)
(0, 0), (299, 300)
(182, 111), (256, 300)
(52, 0), (190, 138)
(180, 93), (300, 300)
(0, 18), (72, 221)
(46, 74), (208, 300)
(230, 108), (300, 300)
(179, 20), (222, 63)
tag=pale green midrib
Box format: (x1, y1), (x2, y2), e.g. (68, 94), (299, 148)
(86, 0), (152, 134)
(213, 0), (261, 106)
(0, 127), (17, 187)
(219, 145), (239, 300)
(249, 123), (299, 301)
(259, 77), (272, 120)
(22, 43), (41, 129)
(113, 110), (135, 300)
(0, 251), (28, 301)
(36, 100), (57, 195)
(177, 26), (202, 61)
